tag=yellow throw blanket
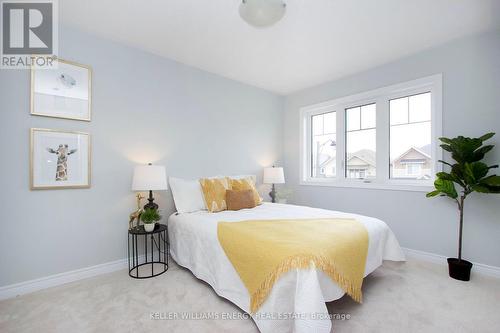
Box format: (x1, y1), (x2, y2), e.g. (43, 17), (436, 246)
(217, 218), (369, 313)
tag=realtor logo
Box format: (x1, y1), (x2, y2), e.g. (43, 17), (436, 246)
(1, 0), (58, 69)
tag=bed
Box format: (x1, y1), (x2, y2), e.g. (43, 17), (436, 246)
(168, 202), (405, 333)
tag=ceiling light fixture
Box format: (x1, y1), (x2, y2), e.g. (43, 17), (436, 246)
(239, 0), (286, 28)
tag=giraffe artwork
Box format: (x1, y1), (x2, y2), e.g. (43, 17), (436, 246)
(46, 144), (78, 181)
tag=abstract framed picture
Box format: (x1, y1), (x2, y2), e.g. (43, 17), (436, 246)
(31, 58), (92, 121)
(30, 128), (91, 190)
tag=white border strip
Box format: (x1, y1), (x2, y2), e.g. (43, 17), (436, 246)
(402, 247), (500, 278)
(1, 249), (498, 301)
(0, 256), (144, 301)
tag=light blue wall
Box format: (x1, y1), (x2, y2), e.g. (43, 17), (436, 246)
(0, 27), (284, 286)
(284, 30), (500, 267)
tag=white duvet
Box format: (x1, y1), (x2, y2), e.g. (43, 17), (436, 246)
(168, 203), (405, 333)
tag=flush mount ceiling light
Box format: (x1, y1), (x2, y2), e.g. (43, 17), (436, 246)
(239, 0), (286, 28)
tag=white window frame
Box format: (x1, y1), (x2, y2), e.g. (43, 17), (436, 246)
(300, 74), (442, 192)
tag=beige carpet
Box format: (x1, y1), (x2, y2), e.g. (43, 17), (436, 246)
(1, 258), (499, 333)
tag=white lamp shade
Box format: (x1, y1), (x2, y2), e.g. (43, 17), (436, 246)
(263, 167), (285, 184)
(239, 0), (286, 28)
(132, 165), (168, 191)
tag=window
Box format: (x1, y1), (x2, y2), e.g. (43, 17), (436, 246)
(311, 111), (336, 178)
(406, 163), (422, 176)
(345, 104), (376, 179)
(348, 168), (366, 179)
(390, 92), (432, 180)
(300, 75), (442, 191)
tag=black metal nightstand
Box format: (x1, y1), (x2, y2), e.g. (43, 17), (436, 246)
(128, 224), (169, 279)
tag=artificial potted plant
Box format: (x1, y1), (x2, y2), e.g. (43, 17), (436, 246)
(140, 207), (161, 232)
(276, 188), (293, 204)
(426, 133), (500, 281)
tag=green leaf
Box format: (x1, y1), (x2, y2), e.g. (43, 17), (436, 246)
(464, 162), (489, 184)
(453, 138), (483, 163)
(471, 185), (492, 193)
(486, 187), (500, 194)
(426, 190), (441, 198)
(440, 144), (452, 152)
(479, 132), (495, 142)
(439, 137), (454, 144)
(472, 145), (494, 162)
(481, 175), (500, 187)
(451, 164), (465, 182)
(436, 172), (454, 181)
(463, 163), (475, 184)
(434, 178), (458, 199)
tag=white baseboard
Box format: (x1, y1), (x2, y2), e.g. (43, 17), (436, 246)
(1, 248), (498, 302)
(402, 247), (500, 278)
(0, 256), (144, 301)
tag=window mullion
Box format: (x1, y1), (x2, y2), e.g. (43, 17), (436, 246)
(302, 111), (311, 181)
(376, 98), (390, 183)
(336, 106), (346, 181)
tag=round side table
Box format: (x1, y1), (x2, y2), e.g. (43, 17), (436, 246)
(128, 224), (169, 279)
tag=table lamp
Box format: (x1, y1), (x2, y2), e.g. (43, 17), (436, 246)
(132, 163), (168, 210)
(263, 166), (285, 203)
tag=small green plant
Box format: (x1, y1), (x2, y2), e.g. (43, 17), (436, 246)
(140, 208), (161, 224)
(426, 133), (500, 261)
(276, 188), (293, 201)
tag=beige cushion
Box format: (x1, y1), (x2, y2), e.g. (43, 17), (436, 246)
(226, 189), (257, 211)
(227, 177), (262, 206)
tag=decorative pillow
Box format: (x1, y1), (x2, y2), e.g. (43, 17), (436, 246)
(199, 177), (231, 212)
(226, 189), (257, 211)
(227, 177), (262, 206)
(169, 177), (206, 214)
(227, 174), (257, 184)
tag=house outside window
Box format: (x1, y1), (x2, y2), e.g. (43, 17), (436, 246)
(392, 148), (431, 179)
(345, 104), (376, 179)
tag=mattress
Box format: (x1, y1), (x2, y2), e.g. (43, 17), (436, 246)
(168, 203), (405, 333)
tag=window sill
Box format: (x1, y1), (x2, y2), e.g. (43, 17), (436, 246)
(299, 179), (434, 192)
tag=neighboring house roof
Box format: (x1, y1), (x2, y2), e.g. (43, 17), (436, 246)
(319, 154), (335, 168)
(347, 149), (376, 167)
(419, 144), (431, 156)
(392, 146), (431, 164)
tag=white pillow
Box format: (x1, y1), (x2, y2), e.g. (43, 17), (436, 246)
(169, 177), (206, 214)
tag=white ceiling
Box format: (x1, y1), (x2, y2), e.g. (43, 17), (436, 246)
(60, 0), (500, 95)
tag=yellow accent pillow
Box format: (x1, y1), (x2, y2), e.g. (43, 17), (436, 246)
(227, 177), (262, 206)
(199, 178), (231, 212)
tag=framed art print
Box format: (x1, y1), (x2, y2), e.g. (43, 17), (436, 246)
(31, 58), (92, 121)
(30, 128), (91, 190)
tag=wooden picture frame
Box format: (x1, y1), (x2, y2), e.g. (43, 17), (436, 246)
(30, 128), (91, 190)
(30, 58), (92, 121)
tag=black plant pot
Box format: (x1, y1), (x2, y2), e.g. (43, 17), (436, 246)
(447, 258), (473, 281)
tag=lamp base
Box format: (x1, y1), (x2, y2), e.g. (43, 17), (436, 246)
(144, 201), (158, 211)
(269, 184), (276, 203)
(143, 190), (159, 210)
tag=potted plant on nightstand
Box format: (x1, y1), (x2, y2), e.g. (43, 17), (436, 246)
(141, 208), (161, 232)
(426, 133), (500, 281)
(276, 188), (293, 204)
